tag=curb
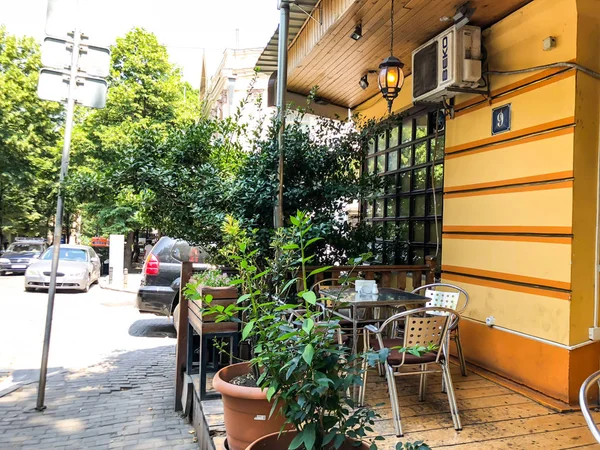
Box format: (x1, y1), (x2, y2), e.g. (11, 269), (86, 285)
(98, 275), (142, 294)
(99, 283), (139, 294)
(0, 369), (65, 398)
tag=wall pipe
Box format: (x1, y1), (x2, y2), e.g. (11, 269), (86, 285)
(275, 1), (290, 228)
(465, 317), (595, 351)
(595, 114), (600, 330)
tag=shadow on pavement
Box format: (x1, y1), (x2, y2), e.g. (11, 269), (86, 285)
(0, 346), (198, 449)
(128, 318), (176, 339)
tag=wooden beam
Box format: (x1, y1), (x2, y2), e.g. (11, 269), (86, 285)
(174, 261), (193, 411)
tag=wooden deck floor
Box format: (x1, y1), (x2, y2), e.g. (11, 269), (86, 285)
(203, 364), (600, 449)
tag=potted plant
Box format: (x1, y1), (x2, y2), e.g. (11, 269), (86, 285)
(205, 217), (292, 450)
(206, 211), (382, 450)
(245, 211), (381, 450)
(184, 270), (238, 333)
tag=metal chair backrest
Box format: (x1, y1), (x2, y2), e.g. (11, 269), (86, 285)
(411, 283), (469, 314)
(372, 306), (459, 366)
(579, 370), (600, 443)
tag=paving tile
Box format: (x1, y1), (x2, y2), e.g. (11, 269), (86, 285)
(0, 346), (197, 449)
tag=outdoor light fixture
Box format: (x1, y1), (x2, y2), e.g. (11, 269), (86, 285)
(359, 74), (369, 89)
(359, 70), (377, 90)
(350, 23), (362, 41)
(378, 0), (405, 113)
(440, 2), (474, 30)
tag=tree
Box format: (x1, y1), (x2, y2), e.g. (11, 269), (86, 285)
(228, 111), (380, 264)
(69, 28), (201, 265)
(138, 107), (380, 265)
(0, 26), (63, 246)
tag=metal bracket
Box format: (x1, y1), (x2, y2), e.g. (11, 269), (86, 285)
(447, 84), (491, 104)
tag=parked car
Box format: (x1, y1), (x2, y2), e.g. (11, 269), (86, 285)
(135, 237), (211, 330)
(0, 238), (47, 275)
(24, 244), (101, 292)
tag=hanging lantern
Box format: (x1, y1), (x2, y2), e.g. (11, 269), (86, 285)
(378, 0), (405, 113)
(378, 56), (404, 113)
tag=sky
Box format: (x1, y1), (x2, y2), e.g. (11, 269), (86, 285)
(0, 0), (279, 88)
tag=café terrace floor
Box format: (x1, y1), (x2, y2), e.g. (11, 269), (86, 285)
(202, 363), (600, 449)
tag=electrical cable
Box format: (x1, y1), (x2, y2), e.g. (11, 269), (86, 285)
(431, 108), (442, 258)
(485, 62), (600, 80)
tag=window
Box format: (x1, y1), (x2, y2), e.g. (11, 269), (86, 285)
(363, 111), (444, 265)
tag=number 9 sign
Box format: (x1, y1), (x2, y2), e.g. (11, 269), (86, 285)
(492, 104), (511, 135)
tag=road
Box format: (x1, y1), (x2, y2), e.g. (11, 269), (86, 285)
(0, 273), (176, 383)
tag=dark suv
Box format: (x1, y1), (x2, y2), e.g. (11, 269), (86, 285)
(0, 239), (47, 275)
(135, 237), (210, 326)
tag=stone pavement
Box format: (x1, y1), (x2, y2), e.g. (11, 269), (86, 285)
(0, 345), (199, 449)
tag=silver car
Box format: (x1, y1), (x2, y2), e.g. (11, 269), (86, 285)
(24, 245), (101, 292)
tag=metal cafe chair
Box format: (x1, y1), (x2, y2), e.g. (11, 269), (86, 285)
(411, 283), (470, 376)
(363, 306), (462, 437)
(579, 369), (600, 443)
(310, 278), (389, 346)
(286, 302), (344, 345)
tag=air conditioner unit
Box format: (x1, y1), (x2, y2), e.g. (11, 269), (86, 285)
(412, 25), (482, 103)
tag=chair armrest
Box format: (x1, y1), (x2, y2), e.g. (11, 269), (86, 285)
(364, 324), (379, 334)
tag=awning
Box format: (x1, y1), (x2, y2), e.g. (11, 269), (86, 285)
(255, 0), (319, 73)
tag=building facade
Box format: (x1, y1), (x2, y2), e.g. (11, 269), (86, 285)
(258, 0), (600, 406)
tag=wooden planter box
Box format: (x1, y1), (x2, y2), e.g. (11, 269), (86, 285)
(188, 285), (238, 334)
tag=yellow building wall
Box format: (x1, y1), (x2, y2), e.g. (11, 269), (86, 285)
(571, 0), (600, 347)
(355, 0), (600, 404)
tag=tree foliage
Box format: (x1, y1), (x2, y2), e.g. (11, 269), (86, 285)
(144, 108), (380, 265)
(0, 26), (63, 245)
(69, 28), (202, 236)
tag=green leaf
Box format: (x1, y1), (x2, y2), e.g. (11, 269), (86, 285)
(242, 320), (255, 340)
(289, 431), (304, 450)
(285, 356), (301, 379)
(308, 265), (333, 277)
(334, 434), (345, 449)
(266, 385), (276, 401)
(302, 318), (314, 334)
(252, 270), (269, 280)
(302, 344), (315, 365)
(282, 243), (299, 250)
(274, 304), (298, 312)
(323, 430), (336, 446)
(275, 331), (297, 341)
(303, 423), (316, 450)
(280, 277), (298, 294)
(305, 237), (323, 247)
(203, 294), (213, 304)
(268, 397), (279, 419)
(290, 216), (300, 226)
(302, 290), (317, 305)
(236, 293), (251, 304)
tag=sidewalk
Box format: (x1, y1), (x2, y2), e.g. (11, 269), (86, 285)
(99, 273), (143, 294)
(0, 346), (199, 449)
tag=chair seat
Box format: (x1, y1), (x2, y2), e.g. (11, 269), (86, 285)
(371, 338), (439, 365)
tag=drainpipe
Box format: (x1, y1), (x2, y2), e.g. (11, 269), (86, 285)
(594, 118), (600, 331)
(275, 0), (290, 228)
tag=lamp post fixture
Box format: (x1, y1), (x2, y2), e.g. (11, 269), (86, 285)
(378, 0), (405, 113)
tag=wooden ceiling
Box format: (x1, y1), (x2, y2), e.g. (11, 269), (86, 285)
(285, 0), (532, 109)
